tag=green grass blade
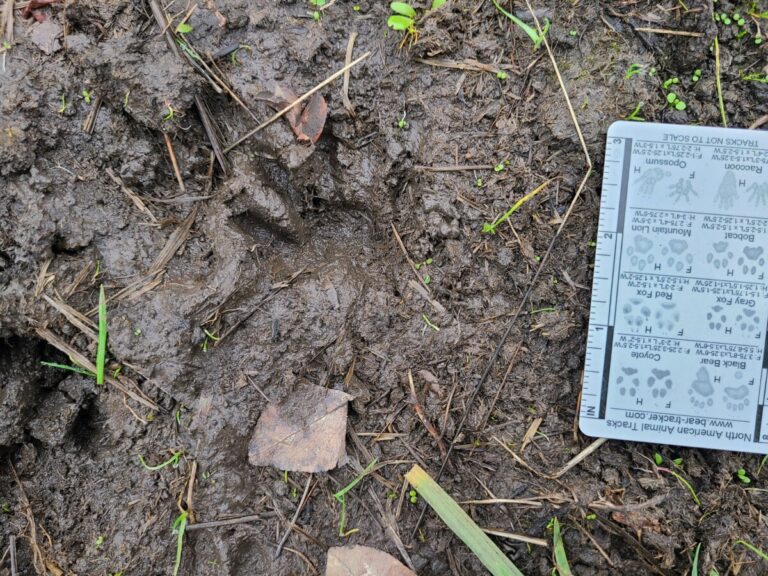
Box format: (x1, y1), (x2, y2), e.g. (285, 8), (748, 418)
(40, 361), (95, 377)
(406, 465), (523, 576)
(735, 540), (768, 562)
(172, 511), (188, 576)
(390, 1), (416, 18)
(551, 518), (572, 576)
(491, 0), (545, 48)
(691, 542), (701, 576)
(97, 285), (107, 385)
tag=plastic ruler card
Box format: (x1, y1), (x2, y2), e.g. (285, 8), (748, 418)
(581, 121), (768, 453)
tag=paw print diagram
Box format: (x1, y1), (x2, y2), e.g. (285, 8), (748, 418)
(723, 383), (750, 411)
(660, 239), (693, 271)
(706, 241), (732, 269)
(622, 298), (651, 329)
(654, 302), (680, 332)
(668, 178), (698, 203)
(707, 305), (728, 330)
(626, 235), (654, 270)
(747, 182), (768, 207)
(646, 368), (673, 399)
(714, 171), (738, 210)
(689, 367), (714, 409)
(737, 246), (765, 276)
(634, 168), (670, 197)
(617, 367), (640, 397)
(734, 308), (761, 335)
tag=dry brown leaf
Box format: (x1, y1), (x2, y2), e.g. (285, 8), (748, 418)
(256, 84), (328, 144)
(248, 384), (352, 472)
(326, 545), (416, 576)
(521, 417), (542, 451)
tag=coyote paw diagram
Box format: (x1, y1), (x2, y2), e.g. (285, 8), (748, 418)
(668, 178), (698, 203)
(706, 241), (732, 269)
(660, 239), (693, 271)
(689, 368), (714, 409)
(714, 171), (738, 210)
(627, 235), (654, 270)
(737, 246), (765, 276)
(622, 298), (651, 329)
(634, 168), (670, 197)
(747, 182), (768, 207)
(647, 369), (673, 399)
(617, 367), (640, 398)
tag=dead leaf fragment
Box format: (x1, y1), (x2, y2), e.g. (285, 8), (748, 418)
(248, 384), (352, 472)
(256, 83), (328, 144)
(326, 545), (417, 576)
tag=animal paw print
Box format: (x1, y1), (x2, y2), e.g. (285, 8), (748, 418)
(626, 235), (654, 271)
(689, 367), (714, 409)
(707, 305), (728, 331)
(724, 384), (750, 411)
(706, 241), (732, 270)
(617, 367), (640, 398)
(660, 239), (693, 272)
(734, 308), (761, 335)
(622, 298), (651, 330)
(737, 246), (765, 276)
(647, 368), (673, 399)
(654, 302), (680, 332)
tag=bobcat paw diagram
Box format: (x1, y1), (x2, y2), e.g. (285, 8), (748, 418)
(706, 241), (732, 269)
(737, 246), (765, 276)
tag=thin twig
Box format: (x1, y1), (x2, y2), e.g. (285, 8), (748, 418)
(714, 36), (727, 127)
(275, 474), (313, 558)
(392, 224), (432, 295)
(195, 94), (229, 176)
(481, 528), (548, 547)
(82, 95), (102, 134)
(634, 27), (702, 37)
(407, 370), (448, 460)
(415, 164), (495, 172)
(342, 32), (358, 117)
(10, 462), (45, 574)
(186, 514), (262, 531)
(9, 534), (17, 576)
(412, 0), (593, 538)
(749, 114), (768, 130)
(105, 167), (158, 224)
(164, 133), (186, 194)
(223, 52), (371, 153)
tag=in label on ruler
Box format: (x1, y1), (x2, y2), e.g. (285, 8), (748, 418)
(581, 121), (768, 453)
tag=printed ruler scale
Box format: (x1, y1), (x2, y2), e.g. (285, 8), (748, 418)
(581, 121), (768, 453)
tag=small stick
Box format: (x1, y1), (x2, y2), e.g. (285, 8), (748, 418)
(415, 164), (494, 172)
(224, 51), (371, 153)
(186, 514), (262, 531)
(82, 95), (102, 134)
(481, 528), (548, 547)
(105, 167), (158, 224)
(407, 370), (448, 460)
(164, 133), (186, 193)
(342, 32), (358, 117)
(195, 94), (229, 176)
(634, 27), (703, 37)
(392, 224), (432, 295)
(714, 36), (727, 128)
(2, 0), (13, 43)
(275, 474), (313, 558)
(749, 114), (768, 130)
(9, 534), (17, 576)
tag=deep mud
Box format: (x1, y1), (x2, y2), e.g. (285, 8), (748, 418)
(1, 1), (768, 574)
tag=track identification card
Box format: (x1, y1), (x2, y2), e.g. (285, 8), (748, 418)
(580, 121), (768, 453)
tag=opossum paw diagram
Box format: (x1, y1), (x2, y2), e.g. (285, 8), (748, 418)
(706, 241), (732, 269)
(654, 302), (680, 332)
(724, 385), (750, 411)
(689, 367), (715, 408)
(734, 308), (761, 334)
(647, 369), (673, 399)
(737, 246), (765, 276)
(634, 168), (671, 196)
(617, 367), (640, 397)
(622, 298), (651, 329)
(660, 239), (693, 271)
(668, 178), (699, 203)
(707, 305), (728, 331)
(627, 235), (654, 270)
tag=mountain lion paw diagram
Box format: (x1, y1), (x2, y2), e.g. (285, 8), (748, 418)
(660, 239), (693, 271)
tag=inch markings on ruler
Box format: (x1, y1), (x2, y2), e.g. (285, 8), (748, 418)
(581, 121), (768, 453)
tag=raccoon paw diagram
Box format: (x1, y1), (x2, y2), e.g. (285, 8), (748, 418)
(724, 385), (750, 411)
(647, 369), (673, 399)
(747, 182), (768, 207)
(617, 367), (640, 397)
(689, 367), (714, 408)
(737, 246), (765, 276)
(627, 235), (654, 270)
(706, 241), (732, 269)
(660, 239), (693, 271)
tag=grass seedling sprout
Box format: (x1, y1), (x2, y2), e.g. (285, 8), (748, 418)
(491, 0), (549, 50)
(691, 542), (701, 576)
(333, 458), (377, 536)
(735, 539), (768, 562)
(97, 285), (107, 386)
(58, 94), (67, 114)
(172, 510), (189, 576)
(626, 101), (645, 121)
(657, 466), (701, 506)
(422, 314), (440, 331)
(406, 465), (524, 576)
(82, 89), (92, 104)
(714, 36), (727, 127)
(40, 361), (95, 377)
(483, 179), (551, 234)
(625, 63), (643, 79)
(138, 451), (183, 471)
(549, 517), (572, 576)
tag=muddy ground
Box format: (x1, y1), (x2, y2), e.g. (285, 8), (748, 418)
(1, 0), (768, 574)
